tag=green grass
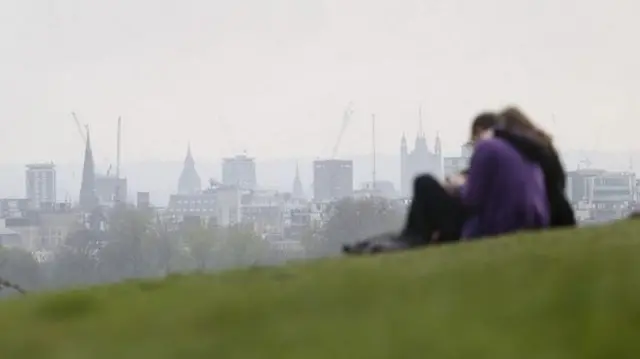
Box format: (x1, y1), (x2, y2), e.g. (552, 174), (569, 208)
(2, 221), (640, 359)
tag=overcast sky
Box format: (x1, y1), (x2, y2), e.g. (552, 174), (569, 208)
(1, 0), (638, 165)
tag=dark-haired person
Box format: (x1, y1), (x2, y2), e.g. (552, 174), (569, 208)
(492, 107), (576, 228)
(457, 114), (550, 239)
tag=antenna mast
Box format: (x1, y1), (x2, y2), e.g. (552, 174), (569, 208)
(115, 116), (122, 204)
(372, 114), (377, 190)
(116, 116), (121, 179)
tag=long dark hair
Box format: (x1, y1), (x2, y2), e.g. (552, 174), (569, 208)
(498, 106), (553, 148)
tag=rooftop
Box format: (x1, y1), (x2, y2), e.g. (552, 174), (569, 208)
(25, 163), (55, 170)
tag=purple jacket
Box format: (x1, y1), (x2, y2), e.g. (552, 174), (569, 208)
(461, 137), (550, 239)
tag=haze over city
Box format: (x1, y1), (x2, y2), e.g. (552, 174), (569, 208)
(2, 0), (639, 167)
(2, 2), (640, 356)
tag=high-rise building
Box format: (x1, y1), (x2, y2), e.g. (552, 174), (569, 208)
(222, 154), (257, 190)
(313, 159), (353, 201)
(25, 163), (56, 209)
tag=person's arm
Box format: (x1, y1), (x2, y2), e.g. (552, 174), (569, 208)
(461, 141), (499, 210)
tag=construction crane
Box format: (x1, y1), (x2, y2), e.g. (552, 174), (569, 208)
(331, 102), (355, 159)
(71, 112), (87, 144)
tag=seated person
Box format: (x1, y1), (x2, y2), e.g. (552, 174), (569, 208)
(493, 107), (576, 228)
(458, 114), (550, 239)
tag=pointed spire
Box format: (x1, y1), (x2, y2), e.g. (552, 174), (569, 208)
(79, 128), (98, 210)
(293, 161), (304, 199)
(186, 141), (194, 160)
(435, 131), (442, 155)
(178, 144), (201, 194)
(414, 106), (428, 151)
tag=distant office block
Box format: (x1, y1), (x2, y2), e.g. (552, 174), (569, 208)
(222, 154), (257, 190)
(313, 159), (353, 201)
(25, 163), (56, 209)
(137, 192), (150, 209)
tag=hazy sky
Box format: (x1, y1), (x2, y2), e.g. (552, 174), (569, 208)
(1, 0), (638, 166)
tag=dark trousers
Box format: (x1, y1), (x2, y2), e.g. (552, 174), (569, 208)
(401, 174), (466, 245)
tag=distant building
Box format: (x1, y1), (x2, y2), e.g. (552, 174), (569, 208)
(95, 175), (128, 206)
(0, 219), (21, 249)
(38, 211), (78, 250)
(0, 208), (78, 251)
(167, 185), (241, 227)
(400, 118), (443, 197)
(3, 217), (39, 251)
(241, 190), (287, 234)
(168, 192), (217, 219)
(356, 181), (398, 199)
(443, 144), (473, 178)
(0, 198), (31, 218)
(137, 192), (151, 209)
(177, 145), (202, 195)
(25, 163), (56, 209)
(313, 159), (353, 202)
(222, 154), (257, 190)
(566, 169), (637, 221)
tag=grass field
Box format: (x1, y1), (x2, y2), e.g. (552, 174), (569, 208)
(1, 220), (640, 359)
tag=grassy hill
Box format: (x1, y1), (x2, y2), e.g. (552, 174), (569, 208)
(1, 221), (640, 359)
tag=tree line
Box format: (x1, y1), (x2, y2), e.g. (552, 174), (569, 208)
(0, 197), (406, 297)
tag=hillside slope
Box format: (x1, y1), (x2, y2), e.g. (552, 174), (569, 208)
(1, 221), (640, 359)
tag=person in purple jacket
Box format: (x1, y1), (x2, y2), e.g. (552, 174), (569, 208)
(458, 117), (551, 239)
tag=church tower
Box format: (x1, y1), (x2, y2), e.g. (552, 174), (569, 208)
(177, 144), (202, 195)
(79, 130), (98, 211)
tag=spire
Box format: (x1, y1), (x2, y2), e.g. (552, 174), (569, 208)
(435, 131), (442, 155)
(414, 106), (428, 152)
(292, 162), (304, 199)
(178, 144), (201, 195)
(185, 142), (194, 166)
(79, 129), (98, 210)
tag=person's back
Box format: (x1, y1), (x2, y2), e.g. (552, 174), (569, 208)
(493, 129), (576, 228)
(461, 137), (549, 239)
